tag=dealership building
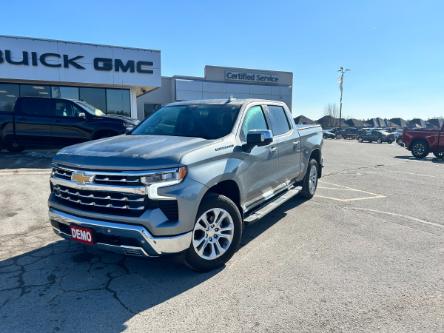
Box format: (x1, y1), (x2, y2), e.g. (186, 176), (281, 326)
(0, 35), (293, 120)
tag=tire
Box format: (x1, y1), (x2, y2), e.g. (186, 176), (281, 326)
(433, 152), (444, 159)
(300, 159), (319, 199)
(5, 140), (24, 153)
(358, 137), (363, 143)
(411, 141), (429, 159)
(377, 138), (382, 144)
(184, 194), (242, 272)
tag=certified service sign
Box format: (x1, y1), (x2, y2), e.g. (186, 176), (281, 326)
(224, 71), (279, 84)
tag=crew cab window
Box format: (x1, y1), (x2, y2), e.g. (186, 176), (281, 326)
(19, 98), (54, 117)
(240, 105), (268, 140)
(267, 105), (291, 136)
(54, 101), (82, 118)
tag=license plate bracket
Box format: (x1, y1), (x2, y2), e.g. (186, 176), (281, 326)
(69, 225), (94, 245)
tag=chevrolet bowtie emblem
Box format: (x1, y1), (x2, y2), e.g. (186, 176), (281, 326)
(71, 172), (94, 185)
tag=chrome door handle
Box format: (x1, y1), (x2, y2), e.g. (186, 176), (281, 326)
(293, 141), (300, 145)
(270, 146), (277, 152)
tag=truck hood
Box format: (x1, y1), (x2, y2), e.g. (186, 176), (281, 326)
(53, 135), (209, 170)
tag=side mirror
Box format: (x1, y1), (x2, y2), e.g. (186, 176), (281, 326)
(78, 112), (86, 119)
(246, 129), (273, 147)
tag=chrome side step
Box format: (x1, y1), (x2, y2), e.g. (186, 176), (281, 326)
(243, 186), (302, 223)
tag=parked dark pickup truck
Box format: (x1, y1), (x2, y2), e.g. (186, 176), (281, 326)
(403, 125), (444, 159)
(0, 97), (138, 152)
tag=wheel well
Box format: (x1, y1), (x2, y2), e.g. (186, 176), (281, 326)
(309, 149), (322, 177)
(206, 180), (242, 214)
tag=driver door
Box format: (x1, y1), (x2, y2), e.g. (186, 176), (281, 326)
(51, 100), (91, 146)
(237, 105), (280, 209)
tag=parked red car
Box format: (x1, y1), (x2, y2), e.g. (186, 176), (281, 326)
(402, 124), (444, 159)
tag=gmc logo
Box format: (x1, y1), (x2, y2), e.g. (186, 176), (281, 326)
(0, 49), (154, 74)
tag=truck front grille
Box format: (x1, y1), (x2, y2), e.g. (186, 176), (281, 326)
(52, 166), (143, 186)
(53, 184), (146, 212)
(51, 165), (179, 220)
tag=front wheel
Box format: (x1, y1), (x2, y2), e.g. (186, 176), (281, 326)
(300, 159), (319, 199)
(433, 152), (444, 159)
(377, 138), (383, 144)
(411, 141), (429, 159)
(184, 194), (242, 272)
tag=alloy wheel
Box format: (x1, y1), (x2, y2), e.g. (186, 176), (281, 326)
(192, 208), (234, 260)
(308, 164), (318, 195)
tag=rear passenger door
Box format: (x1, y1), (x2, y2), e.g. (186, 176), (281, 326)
(265, 104), (302, 185)
(14, 98), (57, 147)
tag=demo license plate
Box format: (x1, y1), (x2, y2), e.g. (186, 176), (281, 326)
(69, 225), (94, 245)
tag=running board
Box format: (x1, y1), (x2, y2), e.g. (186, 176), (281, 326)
(243, 186), (302, 223)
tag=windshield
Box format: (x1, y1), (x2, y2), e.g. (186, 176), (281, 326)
(75, 100), (106, 117)
(131, 104), (241, 139)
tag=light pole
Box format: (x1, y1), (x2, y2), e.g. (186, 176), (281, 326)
(338, 66), (350, 128)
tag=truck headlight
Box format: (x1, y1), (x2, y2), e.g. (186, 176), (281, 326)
(141, 167), (187, 185)
(141, 167), (187, 199)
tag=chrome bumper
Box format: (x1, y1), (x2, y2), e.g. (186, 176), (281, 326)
(49, 208), (192, 257)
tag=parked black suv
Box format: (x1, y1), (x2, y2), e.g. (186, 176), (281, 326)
(0, 97), (138, 152)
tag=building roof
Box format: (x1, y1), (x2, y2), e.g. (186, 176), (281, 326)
(345, 118), (365, 128)
(294, 115), (315, 125)
(316, 115), (347, 128)
(390, 118), (408, 128)
(408, 118), (426, 128)
(426, 118), (443, 128)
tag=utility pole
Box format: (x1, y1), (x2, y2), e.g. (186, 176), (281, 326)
(338, 66), (350, 128)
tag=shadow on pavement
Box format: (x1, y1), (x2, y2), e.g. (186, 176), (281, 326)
(0, 149), (57, 170)
(0, 197), (306, 332)
(394, 155), (444, 163)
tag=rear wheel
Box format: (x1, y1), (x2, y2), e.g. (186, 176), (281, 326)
(433, 152), (444, 159)
(377, 138), (382, 144)
(300, 159), (319, 199)
(184, 194), (242, 272)
(411, 141), (429, 159)
(5, 140), (24, 153)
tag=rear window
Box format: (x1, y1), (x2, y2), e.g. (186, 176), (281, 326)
(267, 105), (291, 136)
(18, 98), (54, 117)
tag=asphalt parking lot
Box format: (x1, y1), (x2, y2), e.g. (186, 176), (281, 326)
(0, 141), (443, 332)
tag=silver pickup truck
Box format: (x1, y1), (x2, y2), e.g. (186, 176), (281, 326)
(48, 99), (323, 271)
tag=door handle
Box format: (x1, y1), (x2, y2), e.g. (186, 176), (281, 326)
(293, 141), (300, 145)
(270, 146), (277, 152)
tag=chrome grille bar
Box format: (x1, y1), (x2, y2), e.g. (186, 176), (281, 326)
(53, 185), (145, 211)
(50, 177), (146, 195)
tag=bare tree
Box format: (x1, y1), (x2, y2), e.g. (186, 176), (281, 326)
(324, 103), (339, 127)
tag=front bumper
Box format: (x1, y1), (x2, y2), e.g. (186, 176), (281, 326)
(49, 208), (192, 257)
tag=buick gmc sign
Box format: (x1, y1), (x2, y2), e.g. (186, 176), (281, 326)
(0, 35), (161, 89)
(225, 71), (279, 84)
(0, 50), (154, 74)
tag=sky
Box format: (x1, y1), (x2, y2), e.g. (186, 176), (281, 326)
(1, 0), (443, 120)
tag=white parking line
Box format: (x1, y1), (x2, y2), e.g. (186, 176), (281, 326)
(316, 180), (386, 202)
(349, 207), (444, 229)
(316, 195), (386, 202)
